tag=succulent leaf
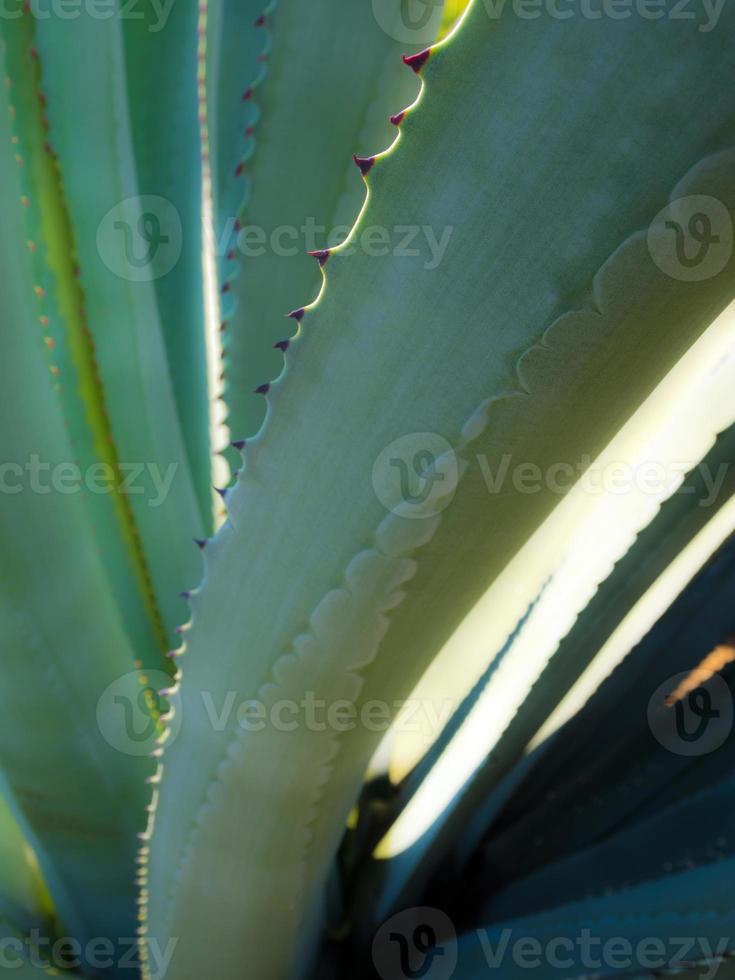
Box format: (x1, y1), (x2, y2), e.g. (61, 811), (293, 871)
(216, 0), (423, 441)
(0, 70), (153, 952)
(0, 785), (53, 934)
(145, 6), (735, 979)
(123, 0), (213, 534)
(0, 10), (169, 672)
(478, 532), (735, 900)
(422, 420), (735, 894)
(31, 5), (206, 641)
(435, 857), (735, 980)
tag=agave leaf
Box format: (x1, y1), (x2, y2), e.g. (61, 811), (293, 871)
(432, 857), (735, 980)
(145, 7), (735, 978)
(123, 0), (213, 534)
(346, 420), (735, 928)
(217, 0), (423, 441)
(207, 0), (270, 258)
(473, 532), (735, 917)
(0, 62), (152, 955)
(480, 770), (735, 925)
(0, 785), (53, 934)
(205, 0), (272, 476)
(407, 420), (735, 897)
(0, 11), (167, 671)
(397, 591), (546, 800)
(32, 4), (205, 640)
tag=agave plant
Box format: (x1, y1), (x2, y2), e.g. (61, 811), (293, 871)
(1, 0), (735, 977)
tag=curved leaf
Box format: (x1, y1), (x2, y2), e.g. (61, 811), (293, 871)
(145, 7), (735, 979)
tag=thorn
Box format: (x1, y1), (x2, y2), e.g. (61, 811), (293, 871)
(308, 249), (330, 267)
(179, 591), (190, 599)
(254, 13), (265, 26)
(403, 49), (430, 74)
(246, 125), (254, 137)
(235, 161), (245, 177)
(255, 383), (270, 395)
(231, 439), (246, 451)
(353, 154), (375, 177)
(390, 110), (405, 127)
(242, 87), (253, 102)
(286, 307), (305, 322)
(214, 486), (227, 500)
(222, 281), (231, 293)
(274, 340), (290, 352)
(194, 538), (207, 550)
(234, 218), (242, 232)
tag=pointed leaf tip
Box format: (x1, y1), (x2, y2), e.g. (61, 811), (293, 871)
(403, 49), (430, 73)
(353, 154), (375, 177)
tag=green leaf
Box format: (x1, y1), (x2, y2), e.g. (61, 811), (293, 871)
(437, 857), (735, 980)
(0, 784), (53, 934)
(217, 0), (423, 441)
(32, 4), (205, 641)
(0, 10), (168, 671)
(0, 56), (153, 954)
(478, 533), (735, 901)
(145, 8), (735, 978)
(123, 0), (213, 534)
(479, 769), (735, 926)
(423, 420), (735, 893)
(207, 0), (269, 252)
